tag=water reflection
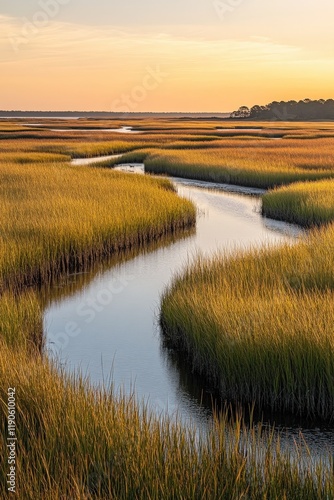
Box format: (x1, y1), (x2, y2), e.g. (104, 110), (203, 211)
(40, 227), (195, 309)
(43, 171), (332, 460)
(160, 340), (334, 459)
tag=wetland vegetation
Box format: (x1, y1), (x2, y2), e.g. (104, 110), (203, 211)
(1, 118), (334, 498)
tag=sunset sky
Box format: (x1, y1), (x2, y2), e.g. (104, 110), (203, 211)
(1, 0), (333, 112)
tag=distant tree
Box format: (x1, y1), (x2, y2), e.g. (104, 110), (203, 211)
(230, 98), (334, 121)
(249, 105), (269, 119)
(230, 106), (250, 119)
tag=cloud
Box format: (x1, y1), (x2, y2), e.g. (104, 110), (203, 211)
(1, 14), (302, 66)
(0, 13), (333, 111)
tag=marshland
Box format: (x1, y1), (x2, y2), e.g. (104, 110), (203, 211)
(1, 118), (334, 498)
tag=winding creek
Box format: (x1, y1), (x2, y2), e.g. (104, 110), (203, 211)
(44, 159), (334, 462)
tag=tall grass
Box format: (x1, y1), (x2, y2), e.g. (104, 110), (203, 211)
(0, 152), (70, 163)
(89, 149), (151, 168)
(35, 140), (147, 158)
(263, 179), (334, 226)
(0, 292), (42, 351)
(1, 336), (333, 499)
(0, 160), (195, 292)
(145, 139), (334, 188)
(1, 122), (334, 497)
(161, 225), (334, 422)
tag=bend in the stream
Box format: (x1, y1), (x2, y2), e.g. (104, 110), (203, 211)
(44, 161), (332, 462)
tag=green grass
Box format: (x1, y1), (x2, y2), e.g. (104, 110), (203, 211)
(160, 225), (334, 422)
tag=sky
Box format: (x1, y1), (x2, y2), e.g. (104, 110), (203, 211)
(1, 0), (334, 112)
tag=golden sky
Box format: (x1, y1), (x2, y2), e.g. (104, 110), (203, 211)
(1, 1), (334, 111)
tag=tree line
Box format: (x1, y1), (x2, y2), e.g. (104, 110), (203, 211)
(230, 99), (334, 120)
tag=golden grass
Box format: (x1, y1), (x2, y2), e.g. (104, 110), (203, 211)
(0, 133), (221, 156)
(145, 138), (334, 188)
(0, 152), (70, 163)
(0, 292), (42, 351)
(263, 179), (334, 226)
(1, 121), (334, 497)
(34, 140), (150, 158)
(1, 300), (333, 498)
(161, 225), (334, 421)
(0, 137), (141, 154)
(0, 160), (195, 293)
(0, 123), (29, 132)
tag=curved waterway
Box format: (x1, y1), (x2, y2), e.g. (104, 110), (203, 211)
(44, 161), (333, 460)
(23, 124), (142, 134)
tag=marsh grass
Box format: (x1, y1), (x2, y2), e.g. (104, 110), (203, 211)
(145, 140), (334, 188)
(1, 334), (333, 499)
(0, 160), (195, 293)
(35, 140), (147, 158)
(1, 121), (334, 497)
(0, 292), (42, 352)
(161, 225), (334, 422)
(263, 179), (334, 226)
(0, 152), (71, 163)
(87, 149), (151, 169)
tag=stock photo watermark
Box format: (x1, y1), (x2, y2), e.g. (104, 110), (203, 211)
(7, 388), (17, 494)
(9, 0), (71, 53)
(111, 65), (169, 114)
(48, 272), (135, 351)
(272, 105), (297, 121)
(213, 0), (246, 21)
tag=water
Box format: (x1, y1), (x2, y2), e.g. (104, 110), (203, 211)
(216, 128), (263, 132)
(72, 154), (122, 166)
(21, 124), (141, 133)
(45, 164), (299, 416)
(44, 162), (333, 460)
(50, 126), (141, 133)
